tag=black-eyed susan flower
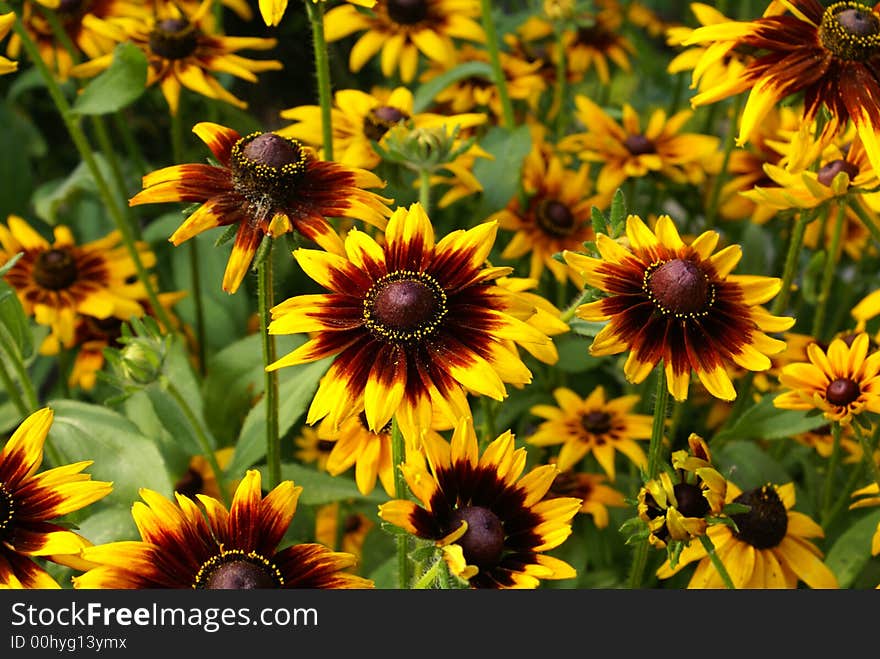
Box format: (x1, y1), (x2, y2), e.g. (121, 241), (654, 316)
(69, 0), (282, 115)
(491, 140), (600, 286)
(683, 0), (880, 178)
(315, 502), (375, 565)
(265, 203), (554, 442)
(73, 470), (373, 589)
(527, 386), (651, 480)
(173, 448), (235, 502)
(279, 86), (486, 169)
(7, 0), (147, 80)
(378, 417), (581, 588)
(564, 214), (795, 401)
(657, 482), (838, 588)
(0, 12), (18, 75)
(293, 425), (335, 473)
(636, 433), (727, 549)
(774, 332), (880, 425)
(318, 413), (395, 497)
(560, 96), (721, 197)
(128, 122), (392, 294)
(0, 408), (112, 588)
(546, 468), (626, 529)
(850, 483), (880, 556)
(324, 0), (485, 83)
(0, 216), (154, 349)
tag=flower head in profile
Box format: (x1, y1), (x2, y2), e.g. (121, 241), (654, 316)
(129, 122), (392, 293)
(69, 0), (282, 115)
(0, 12), (18, 75)
(682, 0), (880, 178)
(774, 333), (880, 425)
(265, 203), (554, 442)
(0, 216), (154, 349)
(849, 483), (880, 557)
(636, 433), (727, 550)
(560, 96), (721, 196)
(279, 86), (486, 169)
(657, 482), (838, 589)
(73, 470), (373, 589)
(324, 0), (485, 83)
(527, 386), (651, 480)
(379, 417), (581, 588)
(564, 214), (795, 401)
(0, 408), (112, 588)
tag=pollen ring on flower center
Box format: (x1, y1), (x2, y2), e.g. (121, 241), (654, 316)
(193, 548), (284, 589)
(819, 2), (880, 61)
(363, 270), (448, 344)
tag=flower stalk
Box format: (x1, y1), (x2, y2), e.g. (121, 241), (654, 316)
(305, 0), (335, 161)
(479, 0), (515, 128)
(699, 533), (736, 589)
(391, 416), (410, 588)
(257, 236), (281, 489)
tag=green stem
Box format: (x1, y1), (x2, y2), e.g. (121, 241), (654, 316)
(170, 111), (207, 375)
(479, 0), (515, 128)
(850, 198), (880, 249)
(418, 168), (431, 214)
(165, 380), (229, 507)
(5, 345), (38, 412)
(811, 200), (846, 341)
(699, 533), (736, 589)
(703, 93), (745, 230)
(628, 362), (669, 589)
(772, 206), (818, 316)
(257, 238), (280, 489)
(552, 27), (568, 140)
(824, 450), (866, 531)
(391, 416), (410, 589)
(0, 354), (28, 418)
(821, 422), (842, 526)
(4, 8), (173, 332)
(305, 0), (334, 161)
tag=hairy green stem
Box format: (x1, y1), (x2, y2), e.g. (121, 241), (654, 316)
(165, 380), (229, 506)
(413, 557), (444, 589)
(699, 533), (736, 589)
(391, 417), (410, 588)
(305, 0), (334, 161)
(258, 238), (280, 489)
(821, 422), (843, 526)
(811, 200), (846, 340)
(3, 8), (173, 332)
(479, 0), (515, 128)
(0, 354), (28, 418)
(850, 198), (880, 249)
(703, 93), (744, 229)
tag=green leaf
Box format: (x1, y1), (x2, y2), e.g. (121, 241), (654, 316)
(712, 394), (828, 443)
(471, 125), (532, 216)
(713, 440), (792, 491)
(553, 334), (604, 373)
(264, 462), (389, 505)
(801, 249), (825, 305)
(0, 281), (32, 359)
(412, 61), (494, 113)
(32, 155), (115, 226)
(825, 508), (880, 588)
(0, 252), (22, 277)
(226, 357), (333, 478)
(590, 206), (607, 236)
(47, 399), (174, 506)
(608, 189), (627, 237)
(71, 42), (148, 116)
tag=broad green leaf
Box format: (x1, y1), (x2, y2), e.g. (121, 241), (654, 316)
(32, 155), (115, 226)
(553, 334), (604, 373)
(713, 440), (792, 491)
(412, 61), (494, 113)
(226, 357), (332, 478)
(472, 125), (532, 216)
(270, 462), (389, 505)
(47, 399), (174, 505)
(71, 42), (148, 116)
(0, 252), (22, 277)
(608, 189), (627, 237)
(73, 504), (139, 545)
(0, 281), (33, 359)
(0, 103), (36, 216)
(712, 394), (827, 443)
(825, 509), (880, 588)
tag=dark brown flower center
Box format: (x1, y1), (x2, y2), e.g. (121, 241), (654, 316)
(581, 410), (612, 436)
(448, 506), (505, 568)
(730, 485), (788, 549)
(148, 18), (200, 61)
(817, 159), (860, 186)
(316, 439), (336, 452)
(194, 550), (283, 589)
(536, 199), (577, 237)
(344, 514), (363, 533)
(0, 484), (14, 536)
(386, 0), (429, 25)
(32, 248), (79, 291)
(644, 258), (714, 318)
(57, 0), (91, 20)
(230, 132), (310, 221)
(624, 134), (656, 155)
(364, 106), (410, 141)
(173, 468), (204, 499)
(820, 3), (880, 61)
(673, 482), (710, 518)
(363, 271), (447, 344)
(84, 314), (124, 343)
(826, 377), (861, 406)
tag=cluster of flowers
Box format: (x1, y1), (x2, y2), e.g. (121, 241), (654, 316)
(0, 0), (880, 591)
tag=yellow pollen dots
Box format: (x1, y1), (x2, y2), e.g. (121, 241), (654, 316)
(819, 2), (880, 60)
(230, 132), (310, 182)
(193, 549), (284, 589)
(0, 484), (14, 531)
(363, 270), (448, 343)
(642, 259), (716, 320)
